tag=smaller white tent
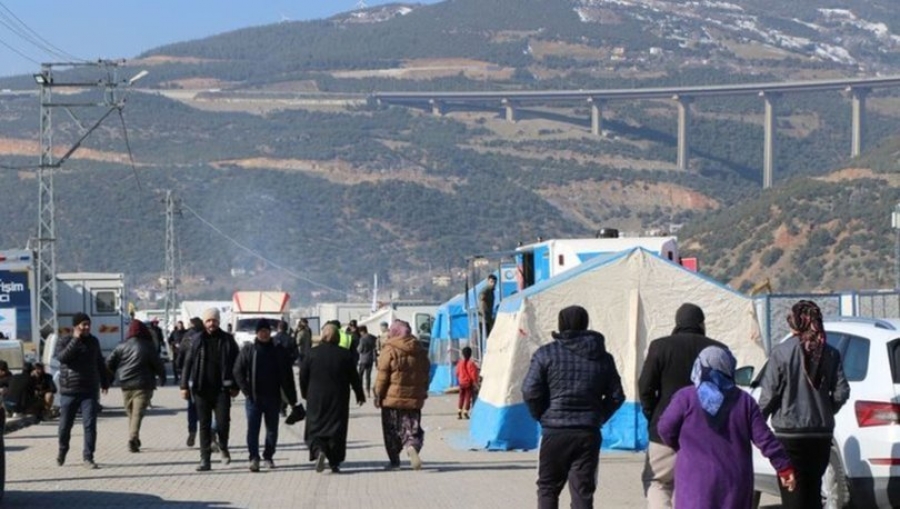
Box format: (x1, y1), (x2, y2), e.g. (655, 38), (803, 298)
(469, 248), (767, 451)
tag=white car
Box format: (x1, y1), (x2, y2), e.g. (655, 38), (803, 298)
(744, 317), (900, 509)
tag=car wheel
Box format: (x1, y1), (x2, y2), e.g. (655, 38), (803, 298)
(822, 445), (850, 509)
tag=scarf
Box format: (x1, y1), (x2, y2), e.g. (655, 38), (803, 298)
(691, 346), (736, 416)
(786, 300), (826, 386)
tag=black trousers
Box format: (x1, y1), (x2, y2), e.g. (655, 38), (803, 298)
(777, 435), (832, 509)
(194, 391), (232, 463)
(537, 428), (601, 509)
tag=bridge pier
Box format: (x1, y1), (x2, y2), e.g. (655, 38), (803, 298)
(430, 99), (445, 117)
(760, 91), (780, 189)
(673, 95), (692, 171)
(502, 98), (517, 123)
(850, 87), (869, 158)
(588, 97), (604, 136)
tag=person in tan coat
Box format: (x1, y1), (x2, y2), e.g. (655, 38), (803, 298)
(373, 319), (430, 470)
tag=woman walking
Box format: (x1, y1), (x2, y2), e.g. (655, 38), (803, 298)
(758, 300), (850, 509)
(374, 320), (430, 470)
(657, 346), (795, 509)
(299, 323), (366, 473)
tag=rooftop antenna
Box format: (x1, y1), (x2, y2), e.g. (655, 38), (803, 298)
(355, 0), (368, 10)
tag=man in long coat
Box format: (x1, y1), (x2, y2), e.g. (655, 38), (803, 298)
(299, 323), (366, 473)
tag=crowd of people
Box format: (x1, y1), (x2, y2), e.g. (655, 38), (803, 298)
(523, 300), (849, 509)
(50, 309), (432, 474)
(23, 295), (850, 508)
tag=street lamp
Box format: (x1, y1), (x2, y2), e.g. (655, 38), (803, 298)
(892, 204), (900, 289)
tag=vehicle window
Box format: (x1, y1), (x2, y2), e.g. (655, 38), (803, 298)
(94, 291), (117, 314)
(840, 334), (869, 382)
(888, 339), (900, 384)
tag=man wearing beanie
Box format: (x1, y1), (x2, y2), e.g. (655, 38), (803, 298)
(56, 312), (111, 469)
(107, 319), (166, 453)
(522, 305), (625, 508)
(180, 307), (239, 471)
(233, 319), (299, 472)
(638, 303), (726, 508)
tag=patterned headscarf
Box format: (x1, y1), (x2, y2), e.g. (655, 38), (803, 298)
(690, 346), (737, 416)
(389, 319), (412, 339)
(786, 300), (826, 382)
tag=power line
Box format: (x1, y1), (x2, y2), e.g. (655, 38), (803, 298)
(0, 34), (39, 65)
(179, 202), (345, 295)
(0, 2), (83, 61)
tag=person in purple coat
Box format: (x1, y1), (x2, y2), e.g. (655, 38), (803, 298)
(657, 346), (796, 509)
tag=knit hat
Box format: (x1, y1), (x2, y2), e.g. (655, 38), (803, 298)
(201, 308), (220, 322)
(72, 312), (91, 327)
(127, 319), (151, 341)
(256, 320), (271, 332)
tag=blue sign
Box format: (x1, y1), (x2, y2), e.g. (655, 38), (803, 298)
(0, 269), (32, 342)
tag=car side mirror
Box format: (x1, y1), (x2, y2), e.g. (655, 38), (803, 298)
(734, 366), (755, 387)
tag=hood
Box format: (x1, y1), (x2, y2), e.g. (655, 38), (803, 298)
(672, 303), (705, 335)
(385, 334), (420, 354)
(551, 330), (608, 360)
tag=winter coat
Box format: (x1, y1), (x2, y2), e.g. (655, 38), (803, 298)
(233, 339), (297, 405)
(374, 335), (430, 410)
(758, 336), (850, 437)
(179, 328), (239, 396)
(357, 333), (377, 366)
(107, 336), (166, 391)
(638, 326), (726, 443)
(522, 329), (625, 430)
(55, 333), (110, 396)
(456, 358), (479, 389)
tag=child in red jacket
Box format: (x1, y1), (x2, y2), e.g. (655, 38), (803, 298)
(456, 346), (479, 419)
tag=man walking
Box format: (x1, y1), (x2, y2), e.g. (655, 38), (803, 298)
(107, 319), (166, 453)
(56, 312), (110, 469)
(637, 303), (725, 508)
(272, 320), (299, 366)
(180, 308), (239, 471)
(294, 318), (312, 363)
(479, 275), (497, 337)
(233, 320), (299, 472)
(522, 305), (625, 509)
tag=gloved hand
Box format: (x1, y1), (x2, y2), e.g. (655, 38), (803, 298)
(285, 404), (306, 425)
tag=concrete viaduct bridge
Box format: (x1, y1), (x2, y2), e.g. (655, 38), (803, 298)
(372, 76), (900, 188)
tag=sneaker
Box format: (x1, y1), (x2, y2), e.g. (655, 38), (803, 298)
(263, 459), (276, 470)
(196, 462), (211, 472)
(464, 411), (470, 420)
(83, 460), (99, 470)
(314, 451), (327, 473)
(186, 432), (196, 448)
(56, 451), (66, 466)
(128, 438), (140, 453)
(407, 446), (422, 470)
(457, 410), (463, 420)
(220, 448), (231, 465)
(330, 464), (341, 473)
(249, 459), (260, 472)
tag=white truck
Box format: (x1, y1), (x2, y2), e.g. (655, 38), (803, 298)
(54, 272), (127, 356)
(231, 291), (290, 346)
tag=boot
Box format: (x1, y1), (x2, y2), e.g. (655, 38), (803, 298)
(457, 410), (463, 420)
(186, 431), (196, 448)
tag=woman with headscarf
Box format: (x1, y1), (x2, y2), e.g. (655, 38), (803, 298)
(758, 300), (850, 509)
(373, 319), (430, 470)
(299, 323), (365, 473)
(657, 346), (795, 509)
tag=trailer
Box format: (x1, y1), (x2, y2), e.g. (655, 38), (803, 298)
(56, 272), (127, 355)
(231, 291), (290, 345)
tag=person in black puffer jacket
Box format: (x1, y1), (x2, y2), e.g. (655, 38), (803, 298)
(522, 305), (625, 509)
(55, 312), (111, 469)
(107, 319), (166, 453)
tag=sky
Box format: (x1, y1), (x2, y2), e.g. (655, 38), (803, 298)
(0, 0), (441, 77)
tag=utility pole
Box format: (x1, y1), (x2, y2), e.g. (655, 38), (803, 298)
(32, 60), (147, 354)
(163, 190), (181, 330)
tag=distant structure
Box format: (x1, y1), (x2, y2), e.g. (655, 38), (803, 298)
(355, 0), (368, 10)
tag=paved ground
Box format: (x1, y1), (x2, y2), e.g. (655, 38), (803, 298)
(4, 385), (783, 508)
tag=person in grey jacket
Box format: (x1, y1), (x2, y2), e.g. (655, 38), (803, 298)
(758, 300), (850, 509)
(522, 305), (625, 509)
(107, 319), (166, 453)
(56, 312), (110, 469)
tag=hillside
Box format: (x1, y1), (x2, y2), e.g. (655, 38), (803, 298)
(1, 0), (900, 306)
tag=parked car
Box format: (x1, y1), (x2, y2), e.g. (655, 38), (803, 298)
(744, 317), (900, 508)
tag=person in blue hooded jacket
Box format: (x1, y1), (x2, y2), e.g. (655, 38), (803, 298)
(522, 305), (625, 509)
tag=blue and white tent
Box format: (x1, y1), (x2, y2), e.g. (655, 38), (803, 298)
(428, 280), (489, 393)
(469, 248), (767, 451)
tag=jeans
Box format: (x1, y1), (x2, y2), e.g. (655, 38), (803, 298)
(537, 428), (601, 509)
(245, 398), (280, 461)
(58, 393), (99, 461)
(194, 391), (231, 462)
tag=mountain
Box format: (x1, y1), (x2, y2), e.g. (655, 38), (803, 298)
(1, 0), (900, 306)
